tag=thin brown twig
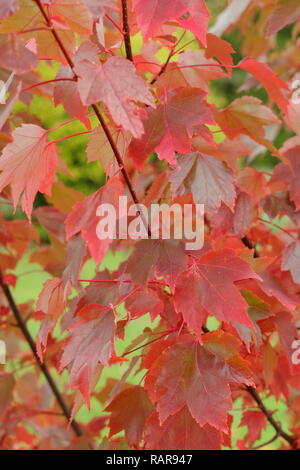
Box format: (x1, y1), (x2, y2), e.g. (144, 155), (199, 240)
(150, 31), (186, 85)
(202, 321), (298, 449)
(239, 237), (298, 449)
(121, 0), (133, 61)
(251, 432), (278, 450)
(246, 387), (298, 449)
(33, 0), (151, 236)
(24, 5), (150, 438)
(241, 235), (260, 258)
(150, 51), (173, 85)
(31, 409), (65, 417)
(21, 77), (75, 94)
(122, 331), (172, 358)
(0, 272), (84, 439)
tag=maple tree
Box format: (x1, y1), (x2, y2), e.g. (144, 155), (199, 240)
(1, 0), (300, 451)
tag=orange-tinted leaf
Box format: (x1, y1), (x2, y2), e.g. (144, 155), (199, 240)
(0, 374), (15, 416)
(50, 0), (93, 35)
(46, 181), (85, 213)
(237, 167), (268, 204)
(239, 58), (290, 113)
(0, 0), (42, 33)
(34, 29), (76, 65)
(266, 0), (300, 36)
(87, 125), (128, 175)
(206, 34), (235, 73)
(202, 330), (241, 360)
(215, 96), (280, 140)
(0, 124), (58, 219)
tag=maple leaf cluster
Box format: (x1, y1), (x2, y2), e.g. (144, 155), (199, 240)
(0, 0), (300, 451)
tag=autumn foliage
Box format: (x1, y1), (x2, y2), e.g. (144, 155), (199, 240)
(1, 0), (300, 451)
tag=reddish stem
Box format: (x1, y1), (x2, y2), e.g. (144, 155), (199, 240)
(257, 217), (297, 240)
(173, 63), (239, 70)
(121, 0), (133, 61)
(16, 26), (51, 34)
(48, 114), (93, 132)
(50, 130), (92, 145)
(33, 0), (149, 233)
(33, 0), (75, 69)
(105, 13), (124, 36)
(151, 31), (186, 85)
(0, 272), (84, 439)
(122, 331), (172, 358)
(21, 78), (75, 94)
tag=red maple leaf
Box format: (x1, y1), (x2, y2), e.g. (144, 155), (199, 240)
(0, 124), (58, 219)
(144, 407), (222, 450)
(129, 88), (215, 167)
(170, 152), (236, 212)
(106, 386), (154, 446)
(239, 58), (290, 114)
(132, 0), (210, 45)
(145, 337), (253, 431)
(74, 43), (155, 137)
(60, 303), (115, 403)
(66, 176), (124, 263)
(174, 249), (261, 337)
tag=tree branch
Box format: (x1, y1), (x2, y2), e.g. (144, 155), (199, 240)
(202, 322), (298, 449)
(33, 0), (150, 235)
(121, 0), (133, 61)
(33, 0), (147, 227)
(21, 77), (76, 94)
(150, 51), (173, 85)
(240, 236), (298, 449)
(241, 235), (259, 258)
(34, 0), (150, 235)
(247, 387), (298, 449)
(150, 32), (187, 85)
(0, 273), (84, 439)
(251, 432), (278, 450)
